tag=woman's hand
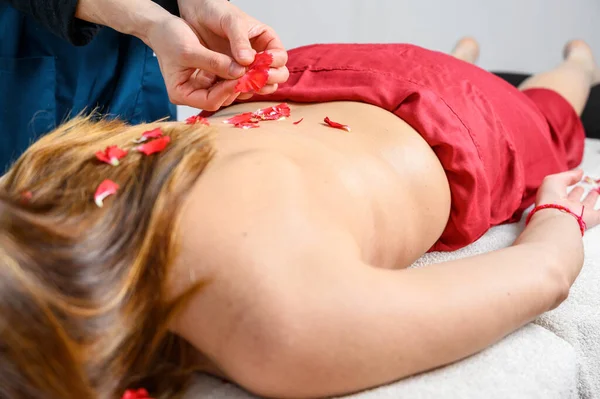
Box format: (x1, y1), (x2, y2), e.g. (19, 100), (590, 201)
(178, 0), (289, 101)
(535, 169), (600, 230)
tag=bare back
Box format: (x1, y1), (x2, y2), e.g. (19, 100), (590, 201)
(169, 101), (451, 382)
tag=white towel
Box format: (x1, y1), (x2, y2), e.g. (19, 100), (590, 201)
(534, 138), (600, 398)
(185, 139), (600, 399)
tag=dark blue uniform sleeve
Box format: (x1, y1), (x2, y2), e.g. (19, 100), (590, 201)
(2, 0), (226, 46)
(3, 0), (101, 45)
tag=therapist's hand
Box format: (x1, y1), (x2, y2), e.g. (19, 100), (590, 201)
(178, 0), (289, 100)
(146, 15), (246, 111)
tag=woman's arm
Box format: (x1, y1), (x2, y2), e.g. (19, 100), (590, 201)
(225, 214), (577, 398)
(197, 171), (596, 398)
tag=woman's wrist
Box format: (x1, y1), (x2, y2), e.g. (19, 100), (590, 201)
(526, 204), (586, 236)
(527, 206), (574, 225)
(526, 205), (584, 245)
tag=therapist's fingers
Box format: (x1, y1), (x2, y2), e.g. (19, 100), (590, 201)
(175, 79), (238, 111)
(222, 92), (241, 107)
(221, 14), (256, 66)
(257, 84), (278, 96)
(184, 45), (246, 80)
(264, 49), (288, 69)
(189, 70), (218, 89)
(249, 27), (288, 68)
(234, 83), (279, 100)
(237, 93), (254, 101)
(185, 70), (217, 94)
(267, 66), (289, 85)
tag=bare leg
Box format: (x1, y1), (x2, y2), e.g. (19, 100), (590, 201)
(519, 40), (600, 115)
(450, 37), (480, 64)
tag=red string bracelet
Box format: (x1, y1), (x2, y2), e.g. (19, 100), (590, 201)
(525, 204), (587, 236)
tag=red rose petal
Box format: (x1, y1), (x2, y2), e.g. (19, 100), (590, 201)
(223, 112), (256, 125)
(293, 118), (304, 125)
(95, 145), (128, 166)
(94, 179), (119, 208)
(224, 104), (291, 127)
(234, 122), (260, 130)
(185, 114), (210, 125)
(235, 52), (274, 93)
(198, 110), (216, 118)
(121, 389), (153, 399)
(324, 116), (351, 132)
(136, 136), (171, 155)
(254, 103), (291, 121)
(595, 187), (600, 194)
(235, 69), (269, 93)
(20, 191), (33, 204)
(251, 52), (274, 68)
(224, 103), (292, 128)
(133, 127), (164, 144)
(142, 128), (164, 139)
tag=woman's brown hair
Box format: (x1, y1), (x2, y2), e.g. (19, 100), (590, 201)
(0, 117), (213, 398)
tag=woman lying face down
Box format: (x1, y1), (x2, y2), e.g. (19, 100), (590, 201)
(0, 38), (599, 399)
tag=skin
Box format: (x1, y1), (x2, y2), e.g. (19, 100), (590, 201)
(165, 40), (600, 398)
(75, 0), (289, 110)
(166, 102), (596, 398)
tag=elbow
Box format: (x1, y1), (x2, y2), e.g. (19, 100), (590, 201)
(227, 352), (314, 399)
(543, 242), (583, 310)
(217, 304), (333, 399)
(547, 275), (571, 311)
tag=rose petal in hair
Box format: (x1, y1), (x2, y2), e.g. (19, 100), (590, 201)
(95, 145), (128, 166)
(94, 179), (119, 208)
(324, 116), (351, 132)
(185, 115), (210, 126)
(20, 191), (33, 204)
(235, 52), (274, 93)
(121, 388), (153, 399)
(133, 127), (164, 144)
(136, 136), (171, 156)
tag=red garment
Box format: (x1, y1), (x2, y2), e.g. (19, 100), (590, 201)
(250, 44), (586, 251)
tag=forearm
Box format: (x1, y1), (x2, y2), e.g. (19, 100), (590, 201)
(75, 0), (173, 43)
(513, 208), (584, 283)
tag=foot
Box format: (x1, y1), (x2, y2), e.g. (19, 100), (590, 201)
(451, 37), (480, 64)
(563, 39), (600, 83)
